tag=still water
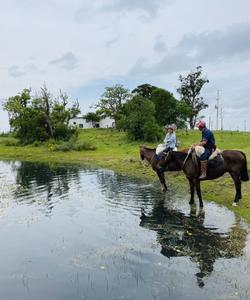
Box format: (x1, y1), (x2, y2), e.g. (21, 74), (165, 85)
(0, 160), (250, 300)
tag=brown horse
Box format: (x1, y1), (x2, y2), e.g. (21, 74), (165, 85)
(139, 145), (168, 191)
(160, 149), (249, 207)
(139, 145), (188, 191)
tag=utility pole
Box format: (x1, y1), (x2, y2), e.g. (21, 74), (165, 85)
(215, 90), (219, 130)
(220, 102), (223, 131)
(244, 120), (246, 132)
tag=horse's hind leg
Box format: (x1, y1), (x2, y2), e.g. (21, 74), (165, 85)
(188, 179), (195, 205)
(231, 174), (242, 205)
(195, 180), (203, 208)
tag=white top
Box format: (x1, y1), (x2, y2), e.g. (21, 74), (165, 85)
(163, 132), (176, 149)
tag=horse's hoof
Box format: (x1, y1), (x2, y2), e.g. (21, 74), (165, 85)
(232, 202), (238, 207)
(197, 208), (205, 217)
(189, 201), (194, 205)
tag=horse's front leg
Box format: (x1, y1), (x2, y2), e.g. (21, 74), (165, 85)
(156, 170), (167, 192)
(195, 179), (203, 208)
(188, 179), (195, 205)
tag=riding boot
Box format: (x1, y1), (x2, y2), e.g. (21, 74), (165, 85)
(199, 160), (208, 179)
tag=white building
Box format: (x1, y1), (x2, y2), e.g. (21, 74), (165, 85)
(69, 117), (115, 129)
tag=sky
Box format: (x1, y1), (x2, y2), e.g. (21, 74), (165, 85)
(0, 0), (250, 132)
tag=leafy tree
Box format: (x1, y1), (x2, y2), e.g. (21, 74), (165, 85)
(151, 88), (177, 126)
(84, 112), (101, 122)
(149, 88), (190, 129)
(177, 66), (209, 129)
(131, 83), (157, 99)
(94, 84), (131, 121)
(120, 95), (161, 142)
(3, 87), (80, 143)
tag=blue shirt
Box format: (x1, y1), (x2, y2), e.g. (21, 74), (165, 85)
(164, 132), (176, 149)
(201, 128), (215, 150)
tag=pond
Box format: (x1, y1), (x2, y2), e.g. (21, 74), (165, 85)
(0, 160), (250, 300)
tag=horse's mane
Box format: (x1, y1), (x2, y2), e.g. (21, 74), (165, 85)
(140, 145), (156, 151)
(172, 150), (188, 159)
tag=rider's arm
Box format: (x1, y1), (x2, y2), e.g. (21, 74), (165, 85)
(192, 139), (207, 148)
(198, 139), (207, 146)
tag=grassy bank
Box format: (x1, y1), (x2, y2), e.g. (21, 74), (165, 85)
(0, 129), (250, 221)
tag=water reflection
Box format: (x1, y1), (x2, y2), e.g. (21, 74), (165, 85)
(0, 160), (249, 299)
(11, 161), (81, 213)
(139, 199), (247, 288)
(94, 168), (248, 288)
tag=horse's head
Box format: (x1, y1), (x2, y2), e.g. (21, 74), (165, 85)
(139, 145), (156, 162)
(139, 145), (146, 160)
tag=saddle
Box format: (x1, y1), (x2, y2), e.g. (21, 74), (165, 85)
(194, 146), (221, 160)
(192, 147), (224, 174)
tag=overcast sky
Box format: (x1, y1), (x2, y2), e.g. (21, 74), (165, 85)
(1, 0), (250, 131)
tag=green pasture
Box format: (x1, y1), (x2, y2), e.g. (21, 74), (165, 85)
(0, 129), (250, 222)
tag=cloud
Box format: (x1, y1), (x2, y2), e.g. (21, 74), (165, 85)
(105, 37), (119, 48)
(49, 52), (79, 70)
(75, 0), (170, 22)
(130, 23), (250, 76)
(101, 0), (166, 17)
(179, 23), (250, 62)
(8, 64), (39, 77)
(153, 36), (167, 53)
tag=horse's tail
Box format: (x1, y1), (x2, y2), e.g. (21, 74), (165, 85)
(240, 152), (249, 182)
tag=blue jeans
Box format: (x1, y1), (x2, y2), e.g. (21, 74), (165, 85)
(200, 148), (212, 160)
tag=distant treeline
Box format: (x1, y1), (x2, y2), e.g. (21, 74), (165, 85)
(3, 66), (209, 143)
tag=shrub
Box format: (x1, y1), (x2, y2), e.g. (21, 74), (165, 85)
(73, 141), (97, 151)
(143, 121), (162, 142)
(2, 138), (19, 146)
(52, 140), (97, 152)
(54, 141), (72, 152)
(0, 132), (11, 137)
(32, 140), (43, 147)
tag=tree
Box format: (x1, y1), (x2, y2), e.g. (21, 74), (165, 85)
(83, 112), (101, 127)
(131, 83), (157, 99)
(120, 95), (161, 142)
(147, 88), (190, 129)
(151, 88), (178, 126)
(3, 87), (80, 143)
(84, 112), (101, 123)
(177, 66), (209, 129)
(94, 84), (131, 121)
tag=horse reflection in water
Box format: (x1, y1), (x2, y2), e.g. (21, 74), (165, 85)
(139, 199), (247, 288)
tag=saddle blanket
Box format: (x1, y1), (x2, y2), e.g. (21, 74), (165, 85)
(156, 144), (177, 155)
(194, 145), (221, 160)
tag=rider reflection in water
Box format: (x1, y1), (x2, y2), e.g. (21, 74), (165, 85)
(192, 120), (216, 179)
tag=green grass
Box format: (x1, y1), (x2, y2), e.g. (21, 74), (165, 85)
(0, 129), (250, 222)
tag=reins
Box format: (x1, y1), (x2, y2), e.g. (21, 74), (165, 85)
(182, 148), (198, 170)
(182, 149), (191, 168)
